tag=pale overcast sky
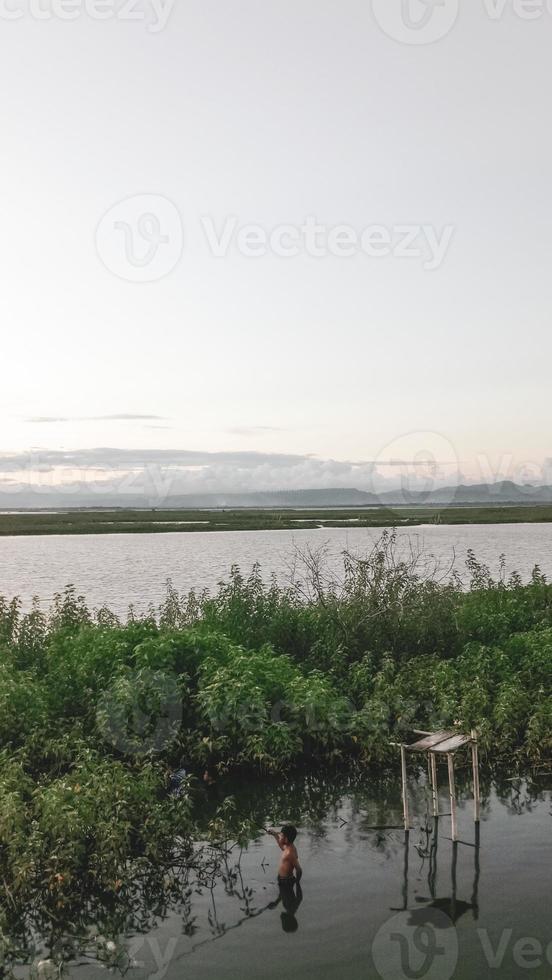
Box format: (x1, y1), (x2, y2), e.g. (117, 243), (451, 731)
(1, 1), (551, 494)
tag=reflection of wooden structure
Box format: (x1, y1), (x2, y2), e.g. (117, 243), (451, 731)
(397, 729), (480, 841)
(392, 818), (481, 922)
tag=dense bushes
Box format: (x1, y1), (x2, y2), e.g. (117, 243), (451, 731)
(178, 542), (552, 669)
(1, 539), (550, 754)
(1, 537), (551, 775)
(0, 536), (551, 965)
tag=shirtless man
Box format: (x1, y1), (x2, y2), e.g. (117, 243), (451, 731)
(267, 825), (302, 883)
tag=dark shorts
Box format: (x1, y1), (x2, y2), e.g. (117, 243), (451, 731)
(278, 875), (295, 885)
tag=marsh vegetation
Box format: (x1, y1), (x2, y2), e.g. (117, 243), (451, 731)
(0, 535), (550, 974)
(4, 504), (552, 536)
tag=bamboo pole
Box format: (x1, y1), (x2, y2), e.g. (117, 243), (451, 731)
(429, 752), (438, 817)
(401, 833), (409, 910)
(447, 753), (458, 842)
(451, 841), (458, 922)
(428, 816), (438, 899)
(472, 822), (481, 920)
(471, 729), (481, 823)
(401, 744), (410, 832)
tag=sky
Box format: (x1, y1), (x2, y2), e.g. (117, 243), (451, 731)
(1, 0), (552, 500)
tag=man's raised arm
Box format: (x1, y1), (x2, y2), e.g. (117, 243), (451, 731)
(266, 829), (285, 850)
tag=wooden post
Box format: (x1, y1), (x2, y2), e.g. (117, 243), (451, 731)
(428, 816), (438, 899)
(451, 841), (458, 922)
(447, 753), (458, 842)
(401, 744), (410, 832)
(472, 822), (481, 920)
(401, 832), (409, 910)
(429, 752), (438, 817)
(471, 729), (480, 823)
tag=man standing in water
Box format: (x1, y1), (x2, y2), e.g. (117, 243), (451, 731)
(267, 825), (303, 932)
(267, 825), (302, 883)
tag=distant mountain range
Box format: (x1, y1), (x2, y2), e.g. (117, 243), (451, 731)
(2, 481), (552, 510)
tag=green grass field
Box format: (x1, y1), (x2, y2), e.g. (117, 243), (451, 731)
(2, 504), (552, 535)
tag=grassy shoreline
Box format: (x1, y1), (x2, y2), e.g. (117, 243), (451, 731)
(3, 503), (552, 535)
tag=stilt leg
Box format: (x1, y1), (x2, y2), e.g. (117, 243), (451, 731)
(401, 833), (409, 910)
(451, 841), (458, 922)
(447, 753), (458, 842)
(471, 729), (481, 824)
(430, 752), (438, 817)
(428, 816), (438, 899)
(401, 744), (410, 832)
(472, 822), (481, 920)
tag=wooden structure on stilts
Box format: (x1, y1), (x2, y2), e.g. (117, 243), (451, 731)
(396, 729), (481, 841)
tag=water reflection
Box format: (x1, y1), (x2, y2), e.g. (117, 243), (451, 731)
(2, 770), (549, 978)
(397, 819), (481, 926)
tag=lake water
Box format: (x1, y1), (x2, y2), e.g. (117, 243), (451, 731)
(2, 523), (552, 614)
(22, 768), (552, 980)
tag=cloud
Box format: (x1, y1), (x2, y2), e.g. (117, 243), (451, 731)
(0, 447), (316, 473)
(226, 426), (286, 436)
(0, 445), (465, 504)
(25, 414), (168, 424)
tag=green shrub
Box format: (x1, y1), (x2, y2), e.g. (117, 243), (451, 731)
(0, 543), (550, 964)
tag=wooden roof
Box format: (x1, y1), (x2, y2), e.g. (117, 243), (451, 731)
(406, 731), (472, 754)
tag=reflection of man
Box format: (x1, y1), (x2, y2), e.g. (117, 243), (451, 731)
(268, 880), (303, 933)
(278, 880), (303, 933)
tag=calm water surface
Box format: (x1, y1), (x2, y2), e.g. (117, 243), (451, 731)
(41, 769), (551, 980)
(2, 524), (552, 614)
